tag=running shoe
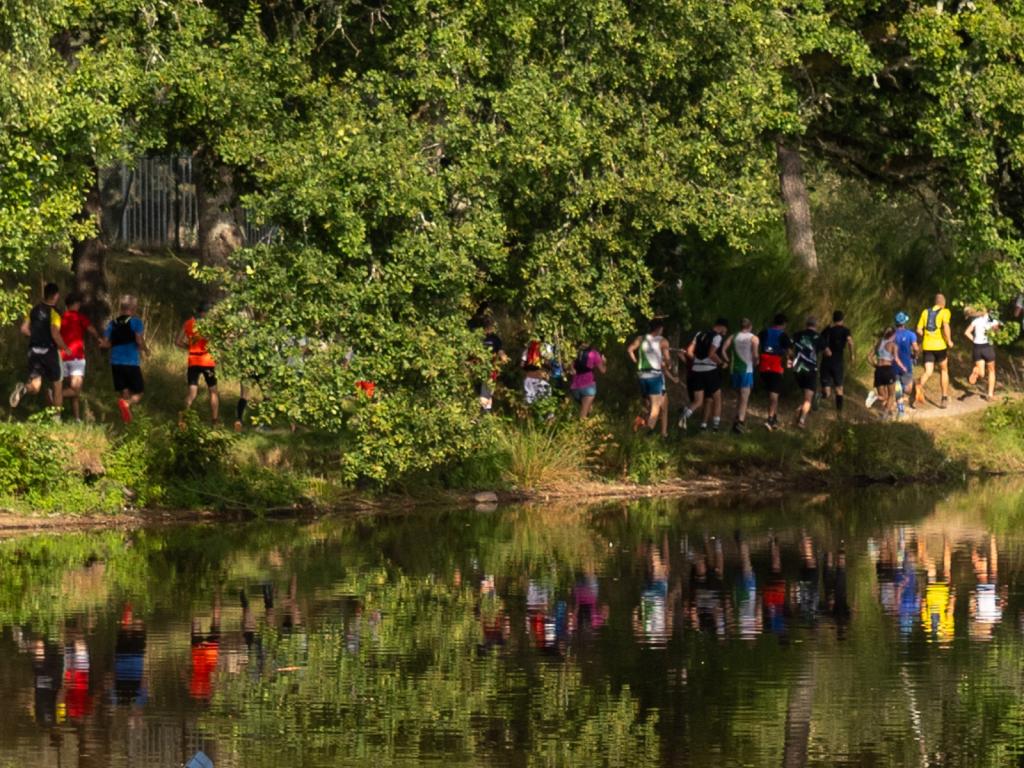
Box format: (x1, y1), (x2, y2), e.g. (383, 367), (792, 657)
(8, 382), (25, 409)
(678, 411), (688, 431)
(632, 415), (646, 433)
(940, 396), (949, 409)
(732, 421), (745, 435)
(117, 398), (132, 424)
(865, 390), (879, 408)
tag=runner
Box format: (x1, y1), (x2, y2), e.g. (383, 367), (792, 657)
(626, 318), (678, 437)
(104, 295), (149, 424)
(58, 292), (106, 421)
(757, 314), (791, 431)
(176, 302), (220, 424)
(818, 310), (855, 413)
(478, 319), (507, 415)
(964, 308), (1000, 401)
(569, 342), (606, 419)
(520, 339), (552, 406)
(869, 326), (906, 420)
(791, 316), (820, 429)
(893, 312), (919, 415)
(916, 293), (954, 408)
(9, 283), (70, 416)
(722, 318), (759, 434)
(678, 318), (728, 433)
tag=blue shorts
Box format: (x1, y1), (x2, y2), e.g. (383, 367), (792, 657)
(571, 385), (597, 401)
(731, 371), (754, 390)
(638, 375), (665, 397)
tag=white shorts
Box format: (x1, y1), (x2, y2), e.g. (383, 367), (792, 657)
(63, 359), (86, 379)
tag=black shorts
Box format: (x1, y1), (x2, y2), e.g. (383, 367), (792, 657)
(760, 371), (784, 394)
(972, 343), (995, 363)
(922, 349), (948, 364)
(112, 365), (145, 395)
(819, 362), (844, 388)
(28, 349), (61, 384)
(187, 365), (218, 387)
(689, 368), (721, 396)
(795, 370), (817, 392)
(874, 366), (896, 387)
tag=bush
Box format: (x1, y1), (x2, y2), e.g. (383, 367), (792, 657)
(0, 422), (68, 496)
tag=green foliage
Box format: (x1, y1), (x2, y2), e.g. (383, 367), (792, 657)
(815, 421), (961, 481)
(0, 422), (67, 496)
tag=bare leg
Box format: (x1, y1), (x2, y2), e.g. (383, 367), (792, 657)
(768, 392), (780, 420)
(209, 386), (220, 421)
(918, 361), (935, 398)
(579, 394), (595, 419)
(939, 360), (950, 399)
(184, 384), (199, 409)
(986, 361), (996, 399)
(737, 388), (751, 423)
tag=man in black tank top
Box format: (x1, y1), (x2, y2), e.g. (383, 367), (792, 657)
(9, 283), (70, 413)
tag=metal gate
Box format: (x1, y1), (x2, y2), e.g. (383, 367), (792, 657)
(111, 156), (276, 249)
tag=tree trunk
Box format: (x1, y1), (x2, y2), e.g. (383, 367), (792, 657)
(776, 140), (818, 272)
(195, 150), (244, 266)
(71, 177), (110, 325)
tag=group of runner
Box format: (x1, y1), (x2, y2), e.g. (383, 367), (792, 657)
(486, 291), (1005, 435)
(8, 283), (227, 427)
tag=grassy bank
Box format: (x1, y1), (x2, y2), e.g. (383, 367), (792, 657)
(3, 244), (1024, 516)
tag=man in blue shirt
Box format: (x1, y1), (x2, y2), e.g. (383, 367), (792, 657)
(893, 312), (919, 415)
(104, 295), (149, 423)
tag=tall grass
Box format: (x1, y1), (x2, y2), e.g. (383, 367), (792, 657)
(495, 420), (590, 489)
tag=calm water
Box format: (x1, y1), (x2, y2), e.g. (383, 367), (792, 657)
(3, 482), (1024, 767)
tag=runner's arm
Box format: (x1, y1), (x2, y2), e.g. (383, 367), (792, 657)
(963, 320), (975, 344)
(662, 339), (680, 383)
(136, 331), (150, 357)
(50, 321), (70, 355)
(19, 318), (29, 337)
(943, 316), (954, 348)
(596, 354), (607, 374)
(847, 336), (855, 364)
(175, 327), (189, 350)
(892, 341), (907, 373)
(750, 335), (760, 368)
(720, 335), (733, 368)
(626, 337), (640, 364)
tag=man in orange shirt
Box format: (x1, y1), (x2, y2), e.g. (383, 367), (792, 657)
(176, 302), (220, 424)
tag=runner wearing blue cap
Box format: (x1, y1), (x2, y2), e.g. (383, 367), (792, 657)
(893, 312), (919, 415)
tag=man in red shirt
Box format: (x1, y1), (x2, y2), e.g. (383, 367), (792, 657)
(176, 302), (220, 424)
(60, 292), (106, 421)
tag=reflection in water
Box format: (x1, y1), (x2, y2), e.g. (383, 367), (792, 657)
(2, 482), (1024, 766)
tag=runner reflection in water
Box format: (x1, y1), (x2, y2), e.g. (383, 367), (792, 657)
(763, 536), (787, 639)
(970, 534), (1005, 642)
(30, 635), (63, 727)
(795, 531), (819, 623)
(920, 536), (955, 646)
(735, 532), (762, 640)
(875, 535), (900, 616)
(897, 536), (921, 638)
(526, 579), (571, 655)
(190, 594), (221, 701)
(573, 567), (608, 637)
(689, 536), (726, 638)
(477, 575), (510, 655)
(113, 602), (147, 706)
(823, 548), (851, 637)
(63, 627), (92, 720)
(632, 535), (675, 646)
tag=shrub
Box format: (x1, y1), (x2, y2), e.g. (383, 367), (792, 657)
(0, 422), (68, 497)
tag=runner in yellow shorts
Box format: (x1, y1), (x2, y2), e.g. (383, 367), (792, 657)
(916, 293), (954, 408)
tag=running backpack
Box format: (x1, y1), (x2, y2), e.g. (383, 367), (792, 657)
(925, 307), (941, 333)
(573, 346), (595, 374)
(694, 331), (716, 361)
(109, 315), (136, 346)
(523, 340), (543, 370)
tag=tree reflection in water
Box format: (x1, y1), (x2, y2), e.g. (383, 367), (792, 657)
(1, 480), (1024, 766)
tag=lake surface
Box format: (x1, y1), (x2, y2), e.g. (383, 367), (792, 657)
(2, 482), (1024, 767)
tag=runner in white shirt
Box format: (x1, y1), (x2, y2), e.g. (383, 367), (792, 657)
(964, 309), (1001, 400)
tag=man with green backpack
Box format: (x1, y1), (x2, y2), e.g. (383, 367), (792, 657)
(627, 318), (678, 437)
